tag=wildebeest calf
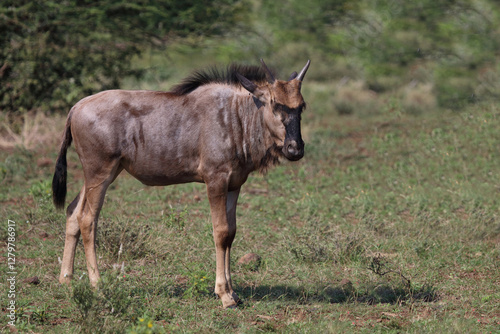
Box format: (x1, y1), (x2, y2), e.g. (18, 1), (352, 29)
(52, 59), (310, 308)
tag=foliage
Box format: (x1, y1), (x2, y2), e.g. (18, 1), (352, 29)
(339, 1), (500, 108)
(0, 0), (247, 114)
(222, 0), (500, 110)
(3, 0), (500, 115)
(182, 270), (210, 299)
(72, 272), (133, 333)
(127, 315), (165, 334)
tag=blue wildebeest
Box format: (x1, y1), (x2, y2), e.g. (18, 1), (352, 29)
(52, 59), (310, 308)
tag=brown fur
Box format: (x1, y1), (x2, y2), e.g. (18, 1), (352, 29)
(52, 60), (310, 308)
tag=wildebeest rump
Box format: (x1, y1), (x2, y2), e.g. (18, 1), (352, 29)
(52, 59), (310, 308)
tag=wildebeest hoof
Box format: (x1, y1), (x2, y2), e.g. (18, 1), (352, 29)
(221, 294), (240, 309)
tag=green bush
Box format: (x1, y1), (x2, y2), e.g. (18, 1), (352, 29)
(0, 0), (247, 114)
(72, 273), (133, 333)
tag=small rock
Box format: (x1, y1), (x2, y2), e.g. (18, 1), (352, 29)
(237, 253), (261, 268)
(24, 276), (40, 285)
(37, 158), (53, 168)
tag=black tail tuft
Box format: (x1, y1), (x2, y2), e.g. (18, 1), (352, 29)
(52, 154), (67, 210)
(52, 119), (72, 210)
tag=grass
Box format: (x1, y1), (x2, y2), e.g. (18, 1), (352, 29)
(1, 74), (500, 333)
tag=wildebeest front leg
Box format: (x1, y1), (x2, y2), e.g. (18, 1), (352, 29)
(207, 182), (239, 308)
(225, 188), (240, 304)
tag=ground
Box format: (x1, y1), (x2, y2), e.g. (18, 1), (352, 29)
(1, 89), (499, 333)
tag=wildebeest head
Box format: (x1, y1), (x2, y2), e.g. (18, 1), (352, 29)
(236, 59), (310, 161)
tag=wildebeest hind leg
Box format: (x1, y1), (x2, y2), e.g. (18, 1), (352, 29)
(59, 189), (84, 285)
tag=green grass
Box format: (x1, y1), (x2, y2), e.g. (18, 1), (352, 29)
(1, 81), (500, 333)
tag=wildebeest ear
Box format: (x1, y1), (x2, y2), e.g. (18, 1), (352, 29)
(235, 73), (257, 94)
(288, 71), (298, 81)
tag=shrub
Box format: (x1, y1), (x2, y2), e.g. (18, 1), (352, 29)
(0, 0), (248, 114)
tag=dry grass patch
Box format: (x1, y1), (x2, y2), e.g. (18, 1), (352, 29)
(0, 112), (65, 151)
(333, 79), (382, 116)
(402, 82), (437, 114)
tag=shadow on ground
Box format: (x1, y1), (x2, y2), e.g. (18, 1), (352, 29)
(235, 282), (438, 306)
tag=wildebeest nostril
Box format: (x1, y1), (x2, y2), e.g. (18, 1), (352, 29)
(287, 141), (298, 155)
(284, 140), (304, 160)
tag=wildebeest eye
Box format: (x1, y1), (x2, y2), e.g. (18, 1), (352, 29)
(275, 103), (305, 115)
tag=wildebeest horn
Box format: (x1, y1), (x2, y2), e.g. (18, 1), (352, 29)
(235, 72), (257, 93)
(288, 71), (298, 81)
(296, 60), (311, 81)
(260, 59), (276, 83)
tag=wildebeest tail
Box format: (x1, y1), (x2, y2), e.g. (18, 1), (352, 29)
(52, 116), (73, 210)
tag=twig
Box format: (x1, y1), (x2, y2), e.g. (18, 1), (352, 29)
(368, 253), (411, 290)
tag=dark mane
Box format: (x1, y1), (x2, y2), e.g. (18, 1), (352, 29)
(170, 64), (269, 95)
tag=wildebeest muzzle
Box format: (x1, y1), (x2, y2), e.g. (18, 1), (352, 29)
(283, 113), (304, 161)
